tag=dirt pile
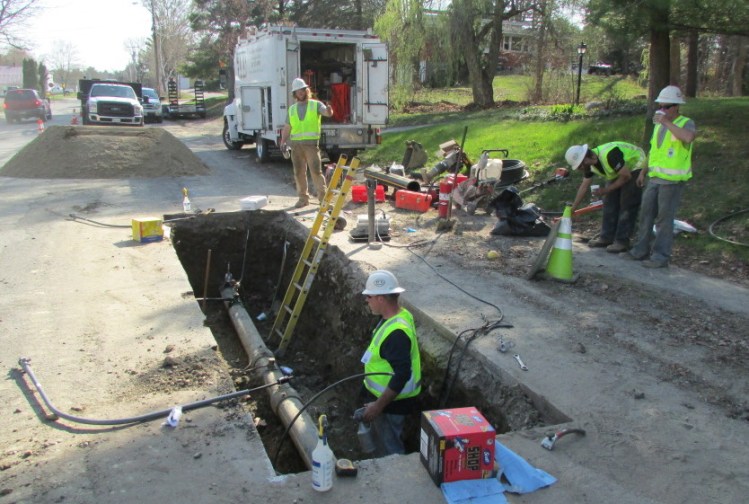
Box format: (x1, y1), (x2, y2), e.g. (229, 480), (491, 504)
(0, 125), (210, 179)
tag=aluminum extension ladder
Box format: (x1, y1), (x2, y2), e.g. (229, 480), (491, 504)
(270, 155), (360, 356)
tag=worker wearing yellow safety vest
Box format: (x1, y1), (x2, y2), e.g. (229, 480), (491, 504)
(565, 141), (647, 253)
(360, 270), (422, 455)
(280, 78), (334, 209)
(626, 85), (697, 268)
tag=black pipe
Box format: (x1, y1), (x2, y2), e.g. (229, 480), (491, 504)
(18, 357), (291, 427)
(363, 167), (421, 192)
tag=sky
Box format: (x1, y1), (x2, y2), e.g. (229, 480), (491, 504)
(25, 0), (153, 74)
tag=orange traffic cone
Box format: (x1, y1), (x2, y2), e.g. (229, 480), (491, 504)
(545, 204), (577, 282)
(70, 115), (79, 125)
(37, 119), (45, 133)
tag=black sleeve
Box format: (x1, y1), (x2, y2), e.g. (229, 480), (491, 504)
(582, 166), (594, 179)
(607, 147), (626, 171)
(379, 329), (412, 393)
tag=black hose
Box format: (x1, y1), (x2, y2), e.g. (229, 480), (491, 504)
(708, 208), (749, 247)
(18, 357), (291, 427)
(270, 371), (393, 470)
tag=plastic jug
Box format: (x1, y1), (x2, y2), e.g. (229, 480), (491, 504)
(311, 415), (334, 492)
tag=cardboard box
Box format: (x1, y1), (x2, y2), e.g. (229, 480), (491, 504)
(420, 407), (496, 486)
(131, 218), (163, 243)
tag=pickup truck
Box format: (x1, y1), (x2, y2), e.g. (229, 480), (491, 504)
(77, 79), (144, 126)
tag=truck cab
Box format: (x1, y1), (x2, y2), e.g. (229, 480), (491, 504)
(78, 80), (144, 126)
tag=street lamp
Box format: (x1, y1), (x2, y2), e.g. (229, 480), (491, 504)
(575, 42), (587, 105)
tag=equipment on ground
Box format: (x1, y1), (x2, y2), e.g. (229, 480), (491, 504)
(489, 187), (550, 237)
(363, 166), (421, 193)
(541, 428), (586, 450)
(335, 458), (358, 477)
(513, 353), (529, 371)
(349, 213), (390, 241)
(222, 25), (389, 162)
(311, 414), (334, 491)
(166, 78), (206, 119)
(402, 140), (428, 170)
(270, 155), (359, 356)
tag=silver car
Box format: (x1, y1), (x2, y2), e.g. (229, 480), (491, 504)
(142, 87), (163, 123)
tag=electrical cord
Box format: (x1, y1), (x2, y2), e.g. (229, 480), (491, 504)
(708, 208), (749, 247)
(18, 357), (292, 427)
(270, 371), (393, 470)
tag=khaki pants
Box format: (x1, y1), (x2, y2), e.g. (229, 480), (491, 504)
(290, 143), (327, 202)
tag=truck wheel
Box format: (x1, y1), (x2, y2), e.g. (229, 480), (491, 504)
(256, 138), (270, 163)
(222, 121), (244, 150)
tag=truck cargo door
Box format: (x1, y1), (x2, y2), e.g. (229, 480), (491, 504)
(361, 43), (389, 124)
(240, 86), (264, 130)
(286, 39), (300, 89)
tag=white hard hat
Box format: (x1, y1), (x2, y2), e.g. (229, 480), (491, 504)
(655, 85), (686, 104)
(291, 78), (309, 92)
(565, 144), (588, 170)
(362, 270), (405, 296)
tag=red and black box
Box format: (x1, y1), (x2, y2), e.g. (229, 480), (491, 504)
(419, 407), (496, 486)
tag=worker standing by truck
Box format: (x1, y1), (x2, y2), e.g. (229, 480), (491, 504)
(359, 270), (422, 456)
(280, 78), (333, 208)
(565, 142), (646, 253)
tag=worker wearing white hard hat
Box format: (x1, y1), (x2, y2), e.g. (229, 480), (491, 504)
(280, 77), (334, 208)
(565, 142), (646, 252)
(359, 270), (421, 455)
(626, 85), (696, 268)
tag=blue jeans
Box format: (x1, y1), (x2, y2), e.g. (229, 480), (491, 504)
(630, 180), (685, 264)
(371, 413), (406, 456)
(600, 172), (642, 243)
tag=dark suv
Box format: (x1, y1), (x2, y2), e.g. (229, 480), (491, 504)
(4, 89), (52, 123)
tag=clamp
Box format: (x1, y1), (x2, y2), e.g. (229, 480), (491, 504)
(541, 428), (586, 450)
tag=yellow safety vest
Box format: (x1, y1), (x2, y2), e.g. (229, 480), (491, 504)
(591, 142), (646, 181)
(289, 100), (321, 141)
(362, 308), (422, 400)
(648, 116), (693, 182)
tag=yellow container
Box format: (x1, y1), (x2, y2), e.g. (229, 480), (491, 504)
(131, 218), (164, 243)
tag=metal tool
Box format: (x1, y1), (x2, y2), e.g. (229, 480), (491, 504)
(541, 428), (586, 450)
(513, 354), (528, 371)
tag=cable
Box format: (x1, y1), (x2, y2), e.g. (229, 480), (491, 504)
(270, 371), (393, 469)
(67, 214), (131, 228)
(708, 208), (749, 247)
(18, 357), (292, 427)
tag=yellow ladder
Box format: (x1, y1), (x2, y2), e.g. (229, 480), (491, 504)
(270, 155), (360, 356)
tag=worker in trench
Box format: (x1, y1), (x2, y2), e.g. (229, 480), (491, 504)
(359, 270), (422, 456)
(280, 77), (334, 208)
(565, 141), (647, 253)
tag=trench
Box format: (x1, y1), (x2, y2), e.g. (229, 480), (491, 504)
(169, 210), (568, 474)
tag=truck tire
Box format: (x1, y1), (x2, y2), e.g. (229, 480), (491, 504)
(222, 121), (244, 150)
(256, 138), (271, 163)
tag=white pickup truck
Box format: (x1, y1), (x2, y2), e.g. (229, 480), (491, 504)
(77, 79), (144, 126)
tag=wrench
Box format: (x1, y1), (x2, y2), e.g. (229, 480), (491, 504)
(513, 354), (528, 371)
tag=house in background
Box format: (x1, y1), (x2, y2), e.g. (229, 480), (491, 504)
(0, 66), (23, 95)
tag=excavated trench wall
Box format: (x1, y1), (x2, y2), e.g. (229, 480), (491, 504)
(169, 210), (565, 473)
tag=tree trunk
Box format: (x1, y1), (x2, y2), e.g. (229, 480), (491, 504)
(685, 29), (698, 97)
(731, 36), (747, 96)
(532, 1), (549, 104)
(643, 2), (671, 146)
(670, 34), (681, 86)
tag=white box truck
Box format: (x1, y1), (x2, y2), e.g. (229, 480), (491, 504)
(222, 25), (389, 162)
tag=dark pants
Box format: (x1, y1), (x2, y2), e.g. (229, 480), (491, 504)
(600, 170), (643, 244)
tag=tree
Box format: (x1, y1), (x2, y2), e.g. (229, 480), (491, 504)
(447, 0), (533, 108)
(45, 41), (79, 91)
(37, 61), (48, 97)
(0, 0), (40, 49)
(22, 57), (37, 89)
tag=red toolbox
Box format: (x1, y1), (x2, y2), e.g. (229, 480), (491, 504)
(420, 407), (496, 486)
(395, 189), (432, 212)
(351, 184), (385, 203)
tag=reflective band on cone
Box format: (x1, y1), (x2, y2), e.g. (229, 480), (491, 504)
(546, 205), (574, 281)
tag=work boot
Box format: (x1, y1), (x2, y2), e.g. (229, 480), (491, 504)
(623, 252), (646, 261)
(294, 198), (309, 208)
(587, 237), (613, 248)
(606, 241), (629, 253)
(642, 259), (668, 269)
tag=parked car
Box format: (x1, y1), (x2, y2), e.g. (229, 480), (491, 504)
(3, 89), (52, 123)
(141, 87), (163, 123)
(588, 62), (613, 76)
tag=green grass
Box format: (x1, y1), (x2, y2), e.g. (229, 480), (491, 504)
(362, 87), (749, 265)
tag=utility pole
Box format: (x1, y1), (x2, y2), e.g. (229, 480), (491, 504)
(150, 0), (163, 95)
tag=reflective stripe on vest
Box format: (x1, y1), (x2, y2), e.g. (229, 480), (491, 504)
(362, 308), (422, 400)
(289, 100), (321, 141)
(648, 116), (693, 181)
(591, 142), (646, 181)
